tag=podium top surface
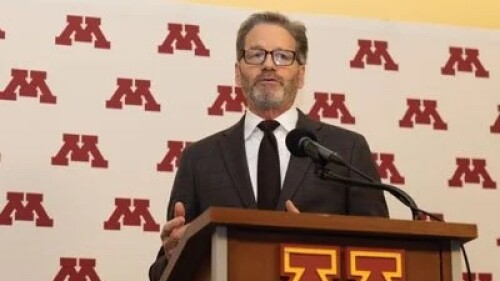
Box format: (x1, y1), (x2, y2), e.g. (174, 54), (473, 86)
(191, 207), (477, 242)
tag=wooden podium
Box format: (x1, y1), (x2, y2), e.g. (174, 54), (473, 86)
(160, 207), (477, 281)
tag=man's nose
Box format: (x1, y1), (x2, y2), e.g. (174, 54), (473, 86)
(262, 53), (277, 70)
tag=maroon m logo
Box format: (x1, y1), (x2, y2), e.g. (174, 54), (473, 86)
(51, 134), (108, 168)
(0, 192), (54, 227)
(0, 69), (57, 104)
(448, 158), (497, 189)
(55, 15), (111, 49)
(104, 198), (160, 232)
(0, 28), (5, 39)
(372, 153), (405, 185)
(53, 258), (101, 281)
(158, 23), (210, 56)
(462, 273), (493, 281)
(399, 99), (447, 130)
(207, 85), (246, 116)
(308, 92), (355, 124)
(350, 40), (399, 71)
(491, 105), (500, 133)
(106, 78), (160, 111)
(157, 141), (191, 172)
(441, 47), (489, 78)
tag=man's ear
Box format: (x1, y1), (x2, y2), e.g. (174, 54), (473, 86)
(235, 62), (241, 87)
(298, 64), (306, 89)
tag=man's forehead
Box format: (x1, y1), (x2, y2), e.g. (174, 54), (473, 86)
(244, 24), (296, 49)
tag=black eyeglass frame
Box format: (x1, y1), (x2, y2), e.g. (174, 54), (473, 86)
(239, 49), (303, 66)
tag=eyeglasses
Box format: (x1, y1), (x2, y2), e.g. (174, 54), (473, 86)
(241, 49), (299, 66)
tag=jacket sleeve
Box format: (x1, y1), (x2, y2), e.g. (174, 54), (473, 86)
(346, 134), (389, 217)
(148, 248), (168, 281)
(148, 145), (200, 281)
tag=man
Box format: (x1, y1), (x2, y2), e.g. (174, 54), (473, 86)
(149, 11), (388, 281)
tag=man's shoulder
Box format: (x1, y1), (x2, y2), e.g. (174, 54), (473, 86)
(322, 122), (364, 139)
(298, 109), (365, 141)
(308, 116), (366, 143)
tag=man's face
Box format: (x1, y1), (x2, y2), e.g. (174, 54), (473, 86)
(235, 24), (305, 115)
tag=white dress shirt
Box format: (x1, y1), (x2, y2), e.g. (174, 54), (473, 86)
(244, 108), (298, 201)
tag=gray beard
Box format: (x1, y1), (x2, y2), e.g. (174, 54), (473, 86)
(248, 87), (286, 110)
(243, 81), (298, 112)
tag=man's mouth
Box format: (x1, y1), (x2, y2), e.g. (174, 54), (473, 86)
(257, 80), (280, 87)
(257, 77), (282, 84)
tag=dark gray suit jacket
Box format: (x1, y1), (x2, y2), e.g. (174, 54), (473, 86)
(149, 110), (388, 280)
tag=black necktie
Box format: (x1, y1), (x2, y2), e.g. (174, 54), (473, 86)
(257, 120), (281, 210)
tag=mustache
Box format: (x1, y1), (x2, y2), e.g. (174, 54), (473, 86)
(255, 73), (284, 83)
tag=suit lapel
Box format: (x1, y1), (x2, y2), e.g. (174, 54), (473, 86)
(220, 116), (257, 208)
(277, 110), (322, 210)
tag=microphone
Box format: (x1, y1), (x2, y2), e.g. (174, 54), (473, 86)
(285, 128), (420, 219)
(285, 128), (345, 165)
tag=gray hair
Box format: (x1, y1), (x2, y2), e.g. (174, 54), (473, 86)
(236, 11), (308, 64)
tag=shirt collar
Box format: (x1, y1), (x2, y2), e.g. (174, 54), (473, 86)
(244, 107), (298, 140)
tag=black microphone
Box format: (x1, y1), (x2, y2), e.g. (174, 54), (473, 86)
(285, 128), (345, 165)
(285, 128), (420, 219)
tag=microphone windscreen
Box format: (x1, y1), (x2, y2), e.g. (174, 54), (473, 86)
(286, 128), (317, 157)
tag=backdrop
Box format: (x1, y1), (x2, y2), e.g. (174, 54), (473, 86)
(0, 0), (499, 280)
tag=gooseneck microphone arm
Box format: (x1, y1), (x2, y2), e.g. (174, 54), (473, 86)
(286, 128), (421, 220)
(314, 166), (421, 220)
(312, 149), (421, 220)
